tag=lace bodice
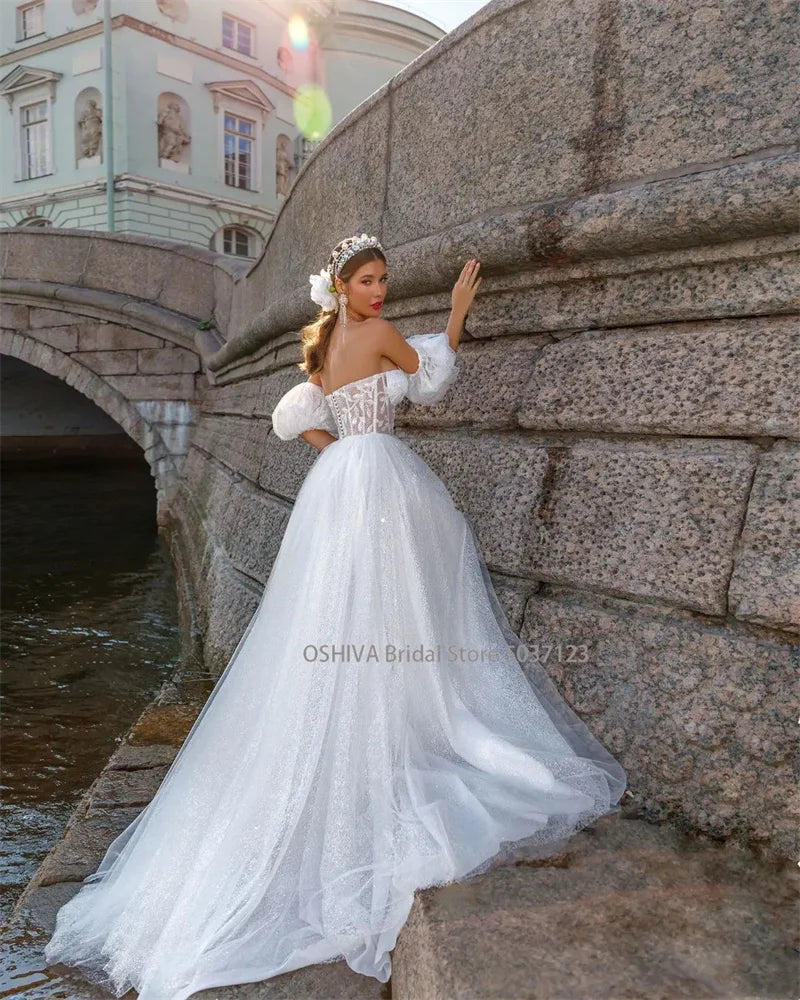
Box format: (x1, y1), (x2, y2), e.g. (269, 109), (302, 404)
(272, 332), (458, 442)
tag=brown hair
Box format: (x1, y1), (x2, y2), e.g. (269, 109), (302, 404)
(299, 243), (387, 376)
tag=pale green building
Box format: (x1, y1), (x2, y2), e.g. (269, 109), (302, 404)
(0, 0), (442, 258)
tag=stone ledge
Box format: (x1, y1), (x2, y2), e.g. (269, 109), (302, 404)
(392, 810), (799, 999)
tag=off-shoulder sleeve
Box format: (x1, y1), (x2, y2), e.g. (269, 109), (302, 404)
(405, 332), (459, 405)
(271, 380), (338, 441)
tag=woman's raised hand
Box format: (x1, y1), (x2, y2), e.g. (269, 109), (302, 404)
(451, 259), (482, 316)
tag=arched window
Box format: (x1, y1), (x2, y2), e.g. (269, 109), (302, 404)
(210, 225), (261, 259)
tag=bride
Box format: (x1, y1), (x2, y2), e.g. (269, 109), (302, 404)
(44, 233), (627, 999)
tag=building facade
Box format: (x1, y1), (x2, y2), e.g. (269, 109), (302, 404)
(0, 0), (442, 258)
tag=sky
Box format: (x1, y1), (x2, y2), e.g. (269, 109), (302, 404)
(378, 0), (491, 33)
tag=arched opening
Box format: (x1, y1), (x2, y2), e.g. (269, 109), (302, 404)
(209, 223), (262, 259)
(0, 354), (182, 915)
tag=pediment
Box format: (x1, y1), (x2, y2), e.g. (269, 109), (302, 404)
(205, 80), (275, 119)
(0, 64), (63, 106)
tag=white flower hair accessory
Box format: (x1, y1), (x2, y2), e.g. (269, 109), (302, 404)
(309, 268), (337, 311)
(308, 233), (384, 326)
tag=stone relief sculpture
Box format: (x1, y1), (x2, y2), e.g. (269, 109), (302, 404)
(157, 96), (191, 166)
(276, 134), (294, 197)
(75, 88), (103, 166)
(156, 0), (189, 22)
(277, 46), (293, 75)
(72, 0), (100, 13)
(78, 99), (103, 158)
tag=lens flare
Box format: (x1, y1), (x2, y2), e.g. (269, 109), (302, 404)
(294, 84), (332, 141)
(288, 15), (309, 51)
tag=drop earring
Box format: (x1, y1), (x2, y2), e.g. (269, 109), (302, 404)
(338, 291), (348, 328)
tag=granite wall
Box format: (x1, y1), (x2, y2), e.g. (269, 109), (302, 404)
(3, 0), (796, 862)
(169, 0), (799, 861)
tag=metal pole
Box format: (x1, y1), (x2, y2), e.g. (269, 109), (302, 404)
(103, 0), (115, 231)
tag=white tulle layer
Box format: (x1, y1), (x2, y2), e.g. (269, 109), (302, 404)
(44, 431), (626, 1000)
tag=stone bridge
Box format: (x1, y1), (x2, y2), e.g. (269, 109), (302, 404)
(0, 230), (239, 521)
(3, 0), (798, 992)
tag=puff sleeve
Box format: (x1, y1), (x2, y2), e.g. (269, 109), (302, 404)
(405, 332), (459, 405)
(271, 380), (338, 441)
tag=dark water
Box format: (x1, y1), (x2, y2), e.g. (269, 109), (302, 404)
(0, 455), (182, 928)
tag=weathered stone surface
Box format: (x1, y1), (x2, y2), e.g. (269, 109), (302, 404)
(202, 458), (290, 583)
(104, 372), (196, 400)
(29, 307), (83, 329)
(24, 325), (79, 352)
(77, 322), (164, 351)
(138, 346), (200, 374)
(519, 317), (800, 438)
(82, 238), (174, 300)
(729, 440), (800, 632)
(0, 302), (28, 328)
(3, 231), (91, 284)
(73, 349), (139, 374)
(520, 585), (799, 859)
(36, 809), (145, 886)
(393, 811), (799, 1000)
(86, 766), (170, 810)
(203, 551), (261, 676)
(191, 413), (270, 483)
(127, 701), (202, 747)
(106, 741), (179, 770)
(159, 255), (216, 321)
(409, 432), (759, 615)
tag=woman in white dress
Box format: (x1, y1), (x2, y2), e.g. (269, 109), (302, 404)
(44, 234), (626, 1000)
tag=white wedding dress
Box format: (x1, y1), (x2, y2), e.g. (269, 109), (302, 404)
(44, 332), (626, 999)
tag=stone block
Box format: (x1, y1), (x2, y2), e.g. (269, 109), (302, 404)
(0, 303), (28, 329)
(520, 585), (798, 858)
(73, 350), (139, 374)
(518, 316), (800, 438)
(409, 432), (759, 615)
(29, 307), (82, 329)
(729, 440), (800, 632)
(104, 373), (196, 401)
(78, 322), (164, 351)
(28, 325), (79, 352)
(137, 346), (200, 374)
(3, 231), (91, 285)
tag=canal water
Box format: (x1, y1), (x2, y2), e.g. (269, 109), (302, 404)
(1, 455), (182, 928)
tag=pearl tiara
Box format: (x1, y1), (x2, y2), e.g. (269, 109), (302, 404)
(331, 233), (384, 279)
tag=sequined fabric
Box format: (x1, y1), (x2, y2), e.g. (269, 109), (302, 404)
(44, 330), (627, 1000)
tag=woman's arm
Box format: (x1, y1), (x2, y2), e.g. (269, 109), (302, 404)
(300, 428), (337, 452)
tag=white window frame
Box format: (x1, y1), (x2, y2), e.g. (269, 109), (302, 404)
(12, 83), (55, 181)
(211, 225), (260, 259)
(220, 107), (259, 192)
(17, 1), (45, 41)
(221, 13), (255, 58)
(20, 98), (51, 178)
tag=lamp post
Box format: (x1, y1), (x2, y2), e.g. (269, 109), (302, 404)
(103, 0), (115, 231)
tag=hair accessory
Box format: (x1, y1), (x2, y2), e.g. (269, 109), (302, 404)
(308, 233), (384, 328)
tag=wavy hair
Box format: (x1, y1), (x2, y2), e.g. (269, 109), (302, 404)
(299, 242), (387, 376)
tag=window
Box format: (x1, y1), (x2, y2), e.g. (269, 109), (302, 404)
(17, 2), (45, 39)
(223, 112), (254, 189)
(210, 225), (261, 259)
(223, 226), (253, 257)
(222, 14), (254, 57)
(21, 100), (51, 179)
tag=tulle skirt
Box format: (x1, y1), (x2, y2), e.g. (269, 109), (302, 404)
(44, 431), (626, 1000)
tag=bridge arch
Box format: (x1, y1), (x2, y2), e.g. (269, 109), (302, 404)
(1, 329), (180, 523)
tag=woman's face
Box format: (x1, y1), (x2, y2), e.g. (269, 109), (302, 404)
(337, 260), (388, 319)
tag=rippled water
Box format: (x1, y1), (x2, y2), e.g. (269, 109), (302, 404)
(1, 455), (182, 927)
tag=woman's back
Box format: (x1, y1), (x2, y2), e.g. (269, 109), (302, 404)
(318, 318), (401, 396)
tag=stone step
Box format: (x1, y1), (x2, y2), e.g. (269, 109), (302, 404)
(391, 809), (799, 999)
